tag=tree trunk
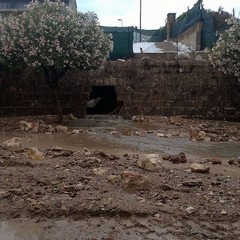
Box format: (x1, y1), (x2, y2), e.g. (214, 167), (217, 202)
(42, 65), (68, 122)
(52, 87), (63, 122)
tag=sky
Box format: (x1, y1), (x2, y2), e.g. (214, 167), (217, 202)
(76, 0), (240, 29)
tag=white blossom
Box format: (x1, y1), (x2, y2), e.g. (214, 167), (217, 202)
(209, 17), (240, 80)
(0, 0), (113, 71)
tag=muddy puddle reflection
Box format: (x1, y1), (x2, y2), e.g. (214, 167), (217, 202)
(1, 116), (239, 159)
(68, 116), (240, 158)
(38, 117), (240, 158)
(0, 221), (45, 240)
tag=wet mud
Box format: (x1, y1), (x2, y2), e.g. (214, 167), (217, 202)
(0, 115), (240, 239)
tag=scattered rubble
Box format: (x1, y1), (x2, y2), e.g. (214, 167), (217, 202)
(0, 115), (240, 239)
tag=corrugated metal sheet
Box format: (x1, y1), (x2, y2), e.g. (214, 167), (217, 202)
(0, 0), (70, 10)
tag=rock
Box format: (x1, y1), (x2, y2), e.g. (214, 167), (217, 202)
(209, 157), (222, 165)
(72, 129), (81, 134)
(46, 146), (73, 157)
(84, 147), (91, 156)
(85, 156), (101, 164)
(132, 115), (144, 122)
(207, 133), (221, 142)
(182, 179), (203, 187)
(227, 157), (240, 167)
(177, 52), (191, 60)
(25, 147), (45, 161)
(186, 206), (196, 214)
(20, 120), (40, 133)
(132, 116), (137, 122)
(190, 163), (210, 173)
(47, 125), (55, 133)
(157, 132), (165, 137)
(121, 170), (151, 191)
(51, 146), (63, 151)
(108, 175), (122, 184)
(0, 190), (7, 199)
(8, 188), (22, 195)
(56, 125), (68, 133)
(170, 130), (180, 137)
(136, 154), (162, 171)
(203, 137), (211, 142)
(135, 131), (146, 137)
(75, 183), (84, 191)
(211, 181), (221, 186)
(160, 184), (173, 191)
(31, 122), (40, 133)
(169, 152), (187, 164)
(221, 210), (227, 215)
(94, 150), (119, 160)
(93, 167), (110, 176)
(64, 185), (76, 192)
(189, 127), (206, 141)
(3, 137), (23, 150)
(162, 154), (171, 160)
(67, 113), (77, 120)
(45, 132), (52, 135)
(19, 120), (32, 131)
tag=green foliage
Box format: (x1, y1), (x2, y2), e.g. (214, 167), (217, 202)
(207, 7), (233, 32)
(177, 12), (188, 22)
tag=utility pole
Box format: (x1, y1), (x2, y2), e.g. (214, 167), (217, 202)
(140, 0), (142, 42)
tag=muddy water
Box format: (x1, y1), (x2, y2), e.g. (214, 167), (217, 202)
(1, 117), (239, 158)
(0, 218), (179, 240)
(68, 117), (240, 158)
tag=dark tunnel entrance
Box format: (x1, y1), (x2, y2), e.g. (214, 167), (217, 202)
(86, 86), (120, 115)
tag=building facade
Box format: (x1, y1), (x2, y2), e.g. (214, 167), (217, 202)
(0, 0), (77, 14)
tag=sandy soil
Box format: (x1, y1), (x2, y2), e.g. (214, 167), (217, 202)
(0, 115), (239, 240)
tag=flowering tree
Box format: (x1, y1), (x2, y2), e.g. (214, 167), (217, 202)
(0, 0), (113, 121)
(209, 17), (240, 80)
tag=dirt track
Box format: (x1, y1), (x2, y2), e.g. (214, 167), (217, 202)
(0, 115), (240, 240)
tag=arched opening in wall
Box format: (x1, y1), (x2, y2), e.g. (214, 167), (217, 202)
(86, 86), (121, 115)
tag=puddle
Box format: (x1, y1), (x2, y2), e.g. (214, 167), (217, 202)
(0, 219), (167, 240)
(68, 117), (240, 159)
(0, 117), (239, 159)
(0, 221), (46, 240)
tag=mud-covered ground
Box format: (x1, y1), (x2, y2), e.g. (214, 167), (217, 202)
(0, 115), (240, 240)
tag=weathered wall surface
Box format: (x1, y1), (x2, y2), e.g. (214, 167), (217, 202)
(174, 22), (203, 51)
(0, 59), (240, 121)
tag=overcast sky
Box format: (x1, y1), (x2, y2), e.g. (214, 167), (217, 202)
(76, 0), (240, 29)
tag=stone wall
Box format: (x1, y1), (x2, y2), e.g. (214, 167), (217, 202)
(0, 59), (240, 121)
(134, 52), (209, 61)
